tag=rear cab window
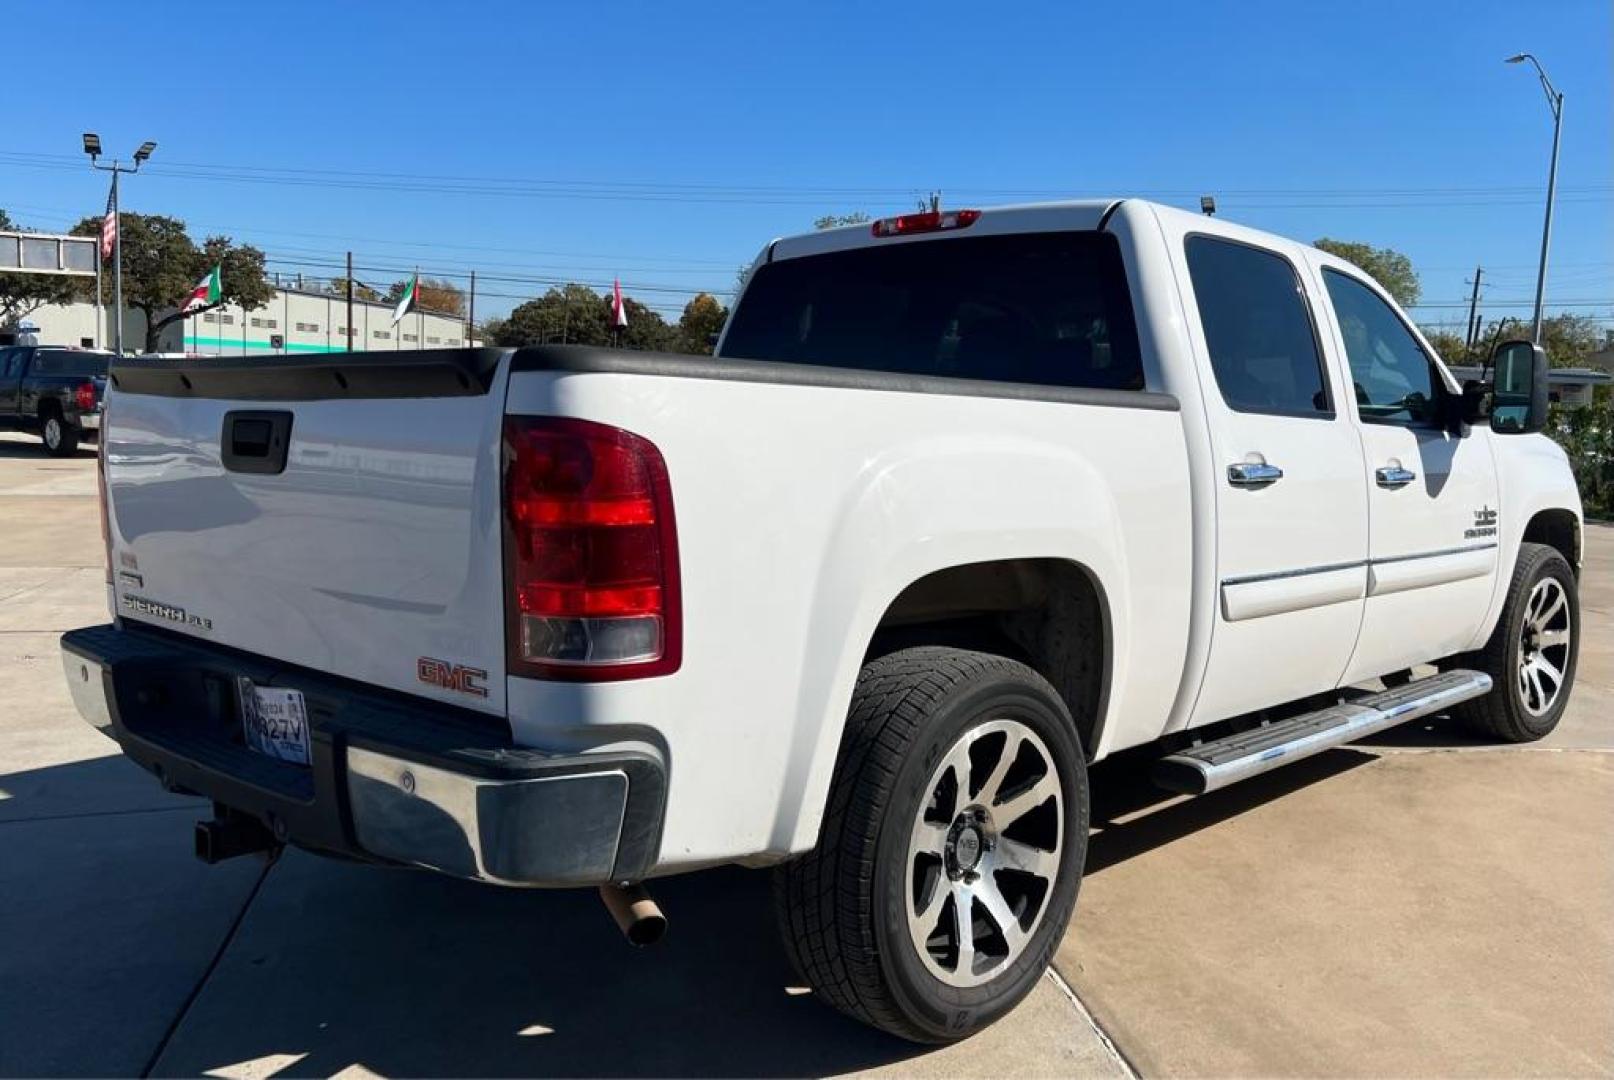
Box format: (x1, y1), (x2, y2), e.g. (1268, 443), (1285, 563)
(30, 350), (110, 378)
(719, 231), (1145, 392)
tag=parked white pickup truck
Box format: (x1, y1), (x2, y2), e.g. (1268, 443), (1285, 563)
(63, 199), (1582, 1042)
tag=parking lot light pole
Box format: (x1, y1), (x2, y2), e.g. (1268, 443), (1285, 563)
(83, 135), (157, 355)
(1505, 53), (1563, 346)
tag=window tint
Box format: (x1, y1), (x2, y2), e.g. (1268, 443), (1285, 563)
(0, 348), (18, 377)
(1323, 269), (1440, 425)
(719, 232), (1144, 391)
(31, 350), (109, 377)
(1186, 236), (1331, 417)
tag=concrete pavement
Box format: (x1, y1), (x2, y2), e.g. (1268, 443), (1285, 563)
(2, 429), (1608, 1076)
(1060, 524), (1614, 1077)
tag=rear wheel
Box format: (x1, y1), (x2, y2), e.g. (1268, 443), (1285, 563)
(41, 411), (78, 457)
(774, 647), (1088, 1043)
(1453, 542), (1578, 742)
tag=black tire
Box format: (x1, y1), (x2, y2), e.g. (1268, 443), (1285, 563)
(1452, 542), (1579, 742)
(773, 646), (1089, 1043)
(41, 410), (79, 457)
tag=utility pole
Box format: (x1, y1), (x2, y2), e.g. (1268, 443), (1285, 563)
(345, 251), (354, 352)
(1464, 266), (1483, 351)
(467, 270), (475, 347)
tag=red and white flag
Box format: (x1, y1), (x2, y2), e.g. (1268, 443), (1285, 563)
(180, 264), (222, 314)
(612, 278), (628, 328)
(99, 185), (117, 260)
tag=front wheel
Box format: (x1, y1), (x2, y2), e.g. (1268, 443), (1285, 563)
(774, 647), (1088, 1043)
(1453, 542), (1579, 742)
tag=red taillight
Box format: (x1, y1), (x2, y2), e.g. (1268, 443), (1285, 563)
(871, 208), (981, 238)
(75, 381), (97, 412)
(502, 416), (680, 680)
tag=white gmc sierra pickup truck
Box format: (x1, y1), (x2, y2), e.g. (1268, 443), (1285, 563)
(62, 199), (1582, 1042)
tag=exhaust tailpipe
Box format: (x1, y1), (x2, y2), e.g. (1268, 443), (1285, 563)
(598, 883), (667, 946)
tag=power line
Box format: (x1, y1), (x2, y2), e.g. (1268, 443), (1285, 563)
(4, 150), (1612, 207)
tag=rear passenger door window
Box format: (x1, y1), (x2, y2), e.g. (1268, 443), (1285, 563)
(1321, 269), (1440, 426)
(1185, 236), (1333, 419)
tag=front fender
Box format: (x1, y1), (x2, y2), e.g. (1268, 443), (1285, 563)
(1470, 433), (1583, 649)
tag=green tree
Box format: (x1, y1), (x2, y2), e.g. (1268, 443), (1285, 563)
(814, 212), (871, 230)
(492, 285), (607, 345)
(68, 212), (274, 352)
(0, 209), (81, 327)
(1314, 238), (1421, 307)
(1475, 312), (1610, 518)
(1419, 328), (1471, 365)
(1535, 313), (1603, 368)
(326, 277), (381, 302)
(490, 284), (673, 351)
(675, 292), (728, 355)
(1550, 386), (1613, 518)
(386, 276), (465, 317)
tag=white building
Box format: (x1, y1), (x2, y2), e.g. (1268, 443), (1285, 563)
(12, 287), (471, 355)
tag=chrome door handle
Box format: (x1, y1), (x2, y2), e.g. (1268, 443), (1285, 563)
(1376, 465), (1417, 489)
(1228, 462), (1284, 487)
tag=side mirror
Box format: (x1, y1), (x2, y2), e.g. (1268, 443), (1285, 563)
(1489, 339), (1550, 434)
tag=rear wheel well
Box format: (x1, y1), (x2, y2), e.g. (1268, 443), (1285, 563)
(1523, 509), (1579, 577)
(865, 559), (1108, 757)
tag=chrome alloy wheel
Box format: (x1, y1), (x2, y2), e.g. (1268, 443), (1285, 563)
(43, 417), (62, 451)
(906, 718), (1063, 988)
(1518, 576), (1572, 716)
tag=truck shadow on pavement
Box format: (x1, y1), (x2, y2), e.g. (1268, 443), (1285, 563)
(1084, 747), (1375, 875)
(1082, 707), (1502, 876)
(0, 756), (933, 1078)
(4, 719), (1485, 1077)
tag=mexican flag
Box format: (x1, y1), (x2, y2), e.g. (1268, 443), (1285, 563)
(390, 272), (418, 326)
(180, 264), (221, 314)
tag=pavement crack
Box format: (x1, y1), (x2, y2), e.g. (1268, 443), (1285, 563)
(0, 805), (197, 827)
(1045, 965), (1139, 1078)
(140, 856), (274, 1079)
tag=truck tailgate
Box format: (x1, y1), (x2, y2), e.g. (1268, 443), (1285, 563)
(103, 350), (510, 716)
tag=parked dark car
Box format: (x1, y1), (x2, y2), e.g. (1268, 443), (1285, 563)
(0, 346), (110, 455)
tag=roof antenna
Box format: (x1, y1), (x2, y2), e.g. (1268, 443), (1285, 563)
(1200, 195), (1217, 217)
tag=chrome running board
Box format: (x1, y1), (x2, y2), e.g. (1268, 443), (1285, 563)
(1153, 669), (1492, 795)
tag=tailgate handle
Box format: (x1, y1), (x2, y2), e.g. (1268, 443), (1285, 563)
(222, 411), (293, 475)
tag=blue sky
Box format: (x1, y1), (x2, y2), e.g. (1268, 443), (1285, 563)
(5, 0), (1610, 331)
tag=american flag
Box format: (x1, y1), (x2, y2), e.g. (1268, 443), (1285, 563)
(99, 184), (116, 260)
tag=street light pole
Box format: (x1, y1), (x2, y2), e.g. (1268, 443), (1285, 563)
(83, 135), (157, 355)
(1506, 53), (1564, 346)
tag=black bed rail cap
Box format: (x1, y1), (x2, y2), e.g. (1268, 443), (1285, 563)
(109, 348), (509, 401)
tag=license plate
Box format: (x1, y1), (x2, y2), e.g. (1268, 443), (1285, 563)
(238, 678), (311, 766)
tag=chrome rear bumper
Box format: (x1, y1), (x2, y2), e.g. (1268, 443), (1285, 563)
(59, 623), (665, 886)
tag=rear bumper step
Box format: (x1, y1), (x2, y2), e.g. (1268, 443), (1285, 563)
(59, 622), (666, 887)
(1154, 669), (1492, 795)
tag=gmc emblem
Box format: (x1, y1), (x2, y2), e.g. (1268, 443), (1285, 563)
(417, 657), (489, 698)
